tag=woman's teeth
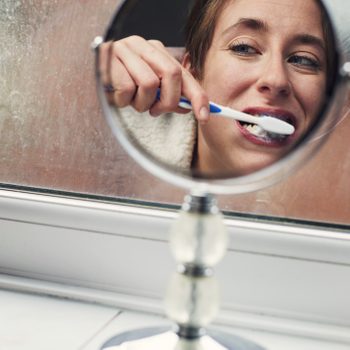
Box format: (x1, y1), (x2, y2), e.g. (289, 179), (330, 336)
(245, 124), (266, 137)
(242, 123), (286, 140)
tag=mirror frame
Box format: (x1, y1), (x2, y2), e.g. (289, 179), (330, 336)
(95, 0), (349, 195)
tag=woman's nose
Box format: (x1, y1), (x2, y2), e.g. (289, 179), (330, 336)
(256, 57), (291, 98)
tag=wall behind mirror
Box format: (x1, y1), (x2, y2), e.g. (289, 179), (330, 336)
(0, 0), (349, 226)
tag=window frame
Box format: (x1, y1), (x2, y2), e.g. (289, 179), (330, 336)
(0, 188), (349, 344)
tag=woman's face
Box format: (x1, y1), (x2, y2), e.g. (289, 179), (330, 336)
(193, 0), (326, 176)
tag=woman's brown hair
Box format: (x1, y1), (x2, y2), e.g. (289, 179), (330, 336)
(185, 0), (227, 79)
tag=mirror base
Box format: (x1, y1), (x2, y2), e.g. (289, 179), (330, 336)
(100, 326), (265, 350)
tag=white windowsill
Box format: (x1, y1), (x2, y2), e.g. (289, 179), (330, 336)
(0, 188), (349, 346)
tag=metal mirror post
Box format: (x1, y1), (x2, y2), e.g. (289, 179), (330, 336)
(93, 0), (349, 348)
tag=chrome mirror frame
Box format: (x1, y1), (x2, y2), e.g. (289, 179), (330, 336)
(93, 0), (349, 195)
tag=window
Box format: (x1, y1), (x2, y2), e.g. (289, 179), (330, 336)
(0, 0), (349, 227)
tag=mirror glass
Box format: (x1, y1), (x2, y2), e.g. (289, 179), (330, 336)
(97, 0), (340, 183)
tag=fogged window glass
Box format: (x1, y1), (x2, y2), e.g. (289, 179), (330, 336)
(0, 0), (349, 226)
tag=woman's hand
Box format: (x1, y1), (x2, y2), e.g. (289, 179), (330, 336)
(98, 36), (209, 123)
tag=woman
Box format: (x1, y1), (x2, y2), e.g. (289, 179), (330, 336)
(99, 0), (331, 177)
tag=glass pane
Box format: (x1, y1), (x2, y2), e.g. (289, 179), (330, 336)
(0, 0), (349, 227)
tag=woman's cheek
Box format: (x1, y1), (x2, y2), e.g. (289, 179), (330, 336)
(201, 57), (238, 98)
(301, 81), (326, 123)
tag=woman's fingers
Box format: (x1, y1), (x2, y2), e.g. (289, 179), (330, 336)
(115, 36), (183, 113)
(103, 36), (209, 122)
(109, 56), (137, 107)
(98, 42), (114, 104)
(111, 37), (161, 112)
(147, 40), (183, 116)
(181, 69), (210, 123)
(147, 44), (209, 122)
(99, 41), (137, 106)
(99, 41), (112, 86)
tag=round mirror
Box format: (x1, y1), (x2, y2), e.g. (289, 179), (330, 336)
(94, 0), (347, 194)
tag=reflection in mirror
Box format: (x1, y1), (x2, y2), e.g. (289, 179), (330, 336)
(98, 0), (338, 179)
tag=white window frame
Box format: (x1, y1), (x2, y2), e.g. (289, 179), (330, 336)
(0, 188), (349, 344)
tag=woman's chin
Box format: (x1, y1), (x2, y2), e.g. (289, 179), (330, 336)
(226, 154), (281, 177)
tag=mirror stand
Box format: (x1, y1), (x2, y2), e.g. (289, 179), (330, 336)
(101, 193), (264, 350)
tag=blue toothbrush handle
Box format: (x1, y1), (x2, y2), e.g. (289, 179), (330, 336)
(178, 96), (222, 114)
(156, 89), (221, 113)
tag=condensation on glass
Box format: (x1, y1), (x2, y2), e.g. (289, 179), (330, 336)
(0, 0), (349, 225)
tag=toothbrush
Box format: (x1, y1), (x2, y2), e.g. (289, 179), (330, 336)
(156, 90), (295, 135)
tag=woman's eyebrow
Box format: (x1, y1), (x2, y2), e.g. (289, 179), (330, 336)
(222, 17), (268, 35)
(292, 34), (325, 52)
(222, 18), (325, 52)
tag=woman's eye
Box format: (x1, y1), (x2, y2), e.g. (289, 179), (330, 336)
(229, 43), (258, 56)
(288, 55), (320, 71)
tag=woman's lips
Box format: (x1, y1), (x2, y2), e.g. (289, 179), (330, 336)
(237, 107), (298, 147)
